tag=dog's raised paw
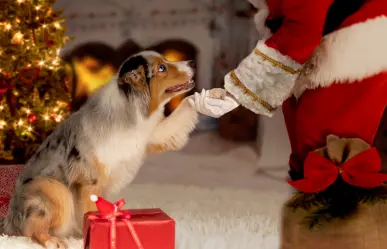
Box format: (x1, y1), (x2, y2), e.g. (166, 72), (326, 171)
(208, 88), (226, 99)
(44, 237), (68, 249)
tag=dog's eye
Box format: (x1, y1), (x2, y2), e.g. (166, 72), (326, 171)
(158, 64), (166, 72)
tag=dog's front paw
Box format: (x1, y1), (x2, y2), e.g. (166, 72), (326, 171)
(44, 236), (68, 249)
(208, 88), (227, 99)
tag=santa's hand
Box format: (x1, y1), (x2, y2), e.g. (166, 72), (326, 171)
(188, 89), (240, 118)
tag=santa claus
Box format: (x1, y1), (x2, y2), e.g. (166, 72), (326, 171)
(190, 0), (387, 248)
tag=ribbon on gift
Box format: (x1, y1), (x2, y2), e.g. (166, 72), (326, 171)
(87, 197), (145, 249)
(288, 148), (387, 194)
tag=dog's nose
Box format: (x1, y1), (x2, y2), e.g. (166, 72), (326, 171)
(187, 60), (196, 68)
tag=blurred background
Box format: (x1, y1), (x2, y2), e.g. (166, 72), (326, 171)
(53, 0), (292, 189)
(1, 0), (386, 191)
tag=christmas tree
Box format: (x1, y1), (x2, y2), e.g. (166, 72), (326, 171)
(0, 0), (71, 163)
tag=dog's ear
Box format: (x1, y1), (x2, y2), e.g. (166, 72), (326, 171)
(117, 56), (150, 96)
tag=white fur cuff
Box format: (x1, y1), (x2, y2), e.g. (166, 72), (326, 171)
(224, 40), (302, 117)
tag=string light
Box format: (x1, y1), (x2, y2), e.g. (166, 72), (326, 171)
(1, 0), (71, 161)
(55, 115), (62, 122)
(0, 120), (6, 129)
(5, 23), (11, 30)
(11, 31), (24, 44)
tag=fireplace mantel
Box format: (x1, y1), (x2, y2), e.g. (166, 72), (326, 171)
(56, 0), (235, 91)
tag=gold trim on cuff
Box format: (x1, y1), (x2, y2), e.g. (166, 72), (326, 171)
(254, 48), (301, 75)
(230, 71), (276, 113)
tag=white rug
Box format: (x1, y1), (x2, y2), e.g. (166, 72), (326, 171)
(0, 183), (288, 249)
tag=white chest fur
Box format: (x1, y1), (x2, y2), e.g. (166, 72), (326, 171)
(94, 110), (163, 194)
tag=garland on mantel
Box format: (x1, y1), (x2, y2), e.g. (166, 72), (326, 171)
(67, 16), (214, 32)
(67, 6), (228, 20)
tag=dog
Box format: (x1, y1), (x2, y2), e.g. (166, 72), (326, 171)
(0, 51), (225, 249)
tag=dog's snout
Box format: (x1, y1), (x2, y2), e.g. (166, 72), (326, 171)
(187, 60), (196, 68)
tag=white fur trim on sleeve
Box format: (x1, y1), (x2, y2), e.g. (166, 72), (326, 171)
(294, 16), (387, 97)
(224, 40), (302, 117)
(248, 0), (272, 39)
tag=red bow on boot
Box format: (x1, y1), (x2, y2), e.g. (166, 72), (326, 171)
(288, 148), (387, 194)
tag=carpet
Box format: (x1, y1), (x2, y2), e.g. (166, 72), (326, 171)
(0, 183), (289, 249)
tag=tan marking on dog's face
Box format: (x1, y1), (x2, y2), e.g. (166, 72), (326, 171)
(146, 55), (194, 115)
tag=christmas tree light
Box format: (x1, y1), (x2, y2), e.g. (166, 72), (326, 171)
(0, 0), (72, 162)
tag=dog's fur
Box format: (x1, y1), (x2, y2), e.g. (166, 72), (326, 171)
(0, 51), (207, 248)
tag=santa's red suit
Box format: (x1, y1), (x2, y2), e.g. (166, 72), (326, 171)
(222, 0), (387, 184)
(209, 0), (387, 246)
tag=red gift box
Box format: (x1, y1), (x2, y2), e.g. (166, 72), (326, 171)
(83, 196), (175, 249)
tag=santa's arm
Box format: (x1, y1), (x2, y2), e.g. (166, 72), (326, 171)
(224, 0), (334, 116)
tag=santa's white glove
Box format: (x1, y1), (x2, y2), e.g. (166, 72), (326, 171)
(188, 89), (240, 118)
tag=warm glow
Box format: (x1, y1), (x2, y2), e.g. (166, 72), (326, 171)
(43, 115), (49, 120)
(35, 5), (41, 10)
(53, 107), (59, 112)
(17, 0), (24, 3)
(0, 120), (5, 129)
(42, 24), (47, 28)
(27, 126), (33, 132)
(73, 57), (116, 94)
(5, 23), (11, 30)
(26, 109), (31, 114)
(163, 49), (185, 62)
(38, 60), (45, 66)
(54, 22), (61, 29)
(17, 120), (23, 126)
(0, 105), (3, 110)
(11, 32), (24, 44)
(55, 115), (62, 122)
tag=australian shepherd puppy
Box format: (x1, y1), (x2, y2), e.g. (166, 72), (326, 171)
(0, 51), (223, 249)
